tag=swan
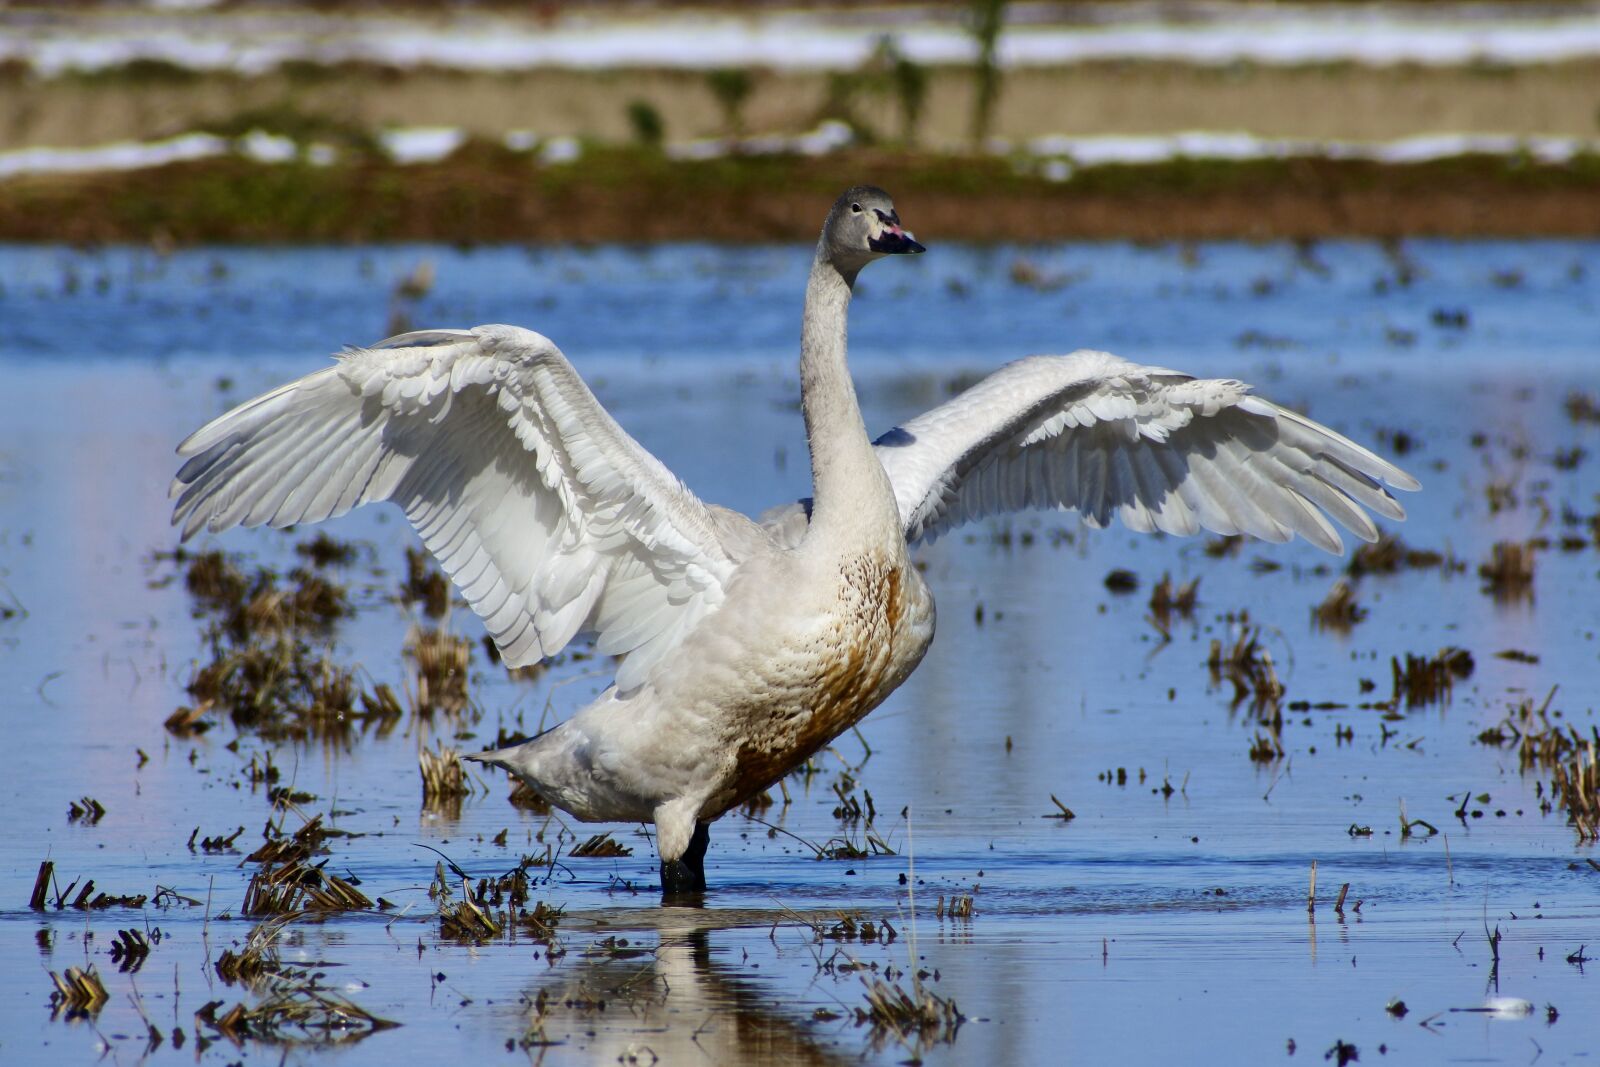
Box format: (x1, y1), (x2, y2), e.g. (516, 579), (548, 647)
(170, 186), (1419, 896)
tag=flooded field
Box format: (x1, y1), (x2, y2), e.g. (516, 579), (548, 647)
(1, 237), (1596, 1065)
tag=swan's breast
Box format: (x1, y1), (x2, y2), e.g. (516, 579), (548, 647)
(713, 551), (934, 812)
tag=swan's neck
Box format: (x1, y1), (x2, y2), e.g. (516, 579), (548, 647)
(800, 253), (897, 541)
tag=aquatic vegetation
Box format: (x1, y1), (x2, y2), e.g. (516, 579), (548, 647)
(569, 832), (632, 858)
(1389, 648), (1473, 710)
(46, 967), (108, 1019)
(27, 860), (149, 911)
(419, 742), (474, 804)
(855, 968), (964, 1053)
(1481, 693), (1600, 841)
(107, 928), (153, 972)
(1310, 579), (1365, 632)
(12, 235), (1600, 1063)
(397, 545), (451, 618)
(935, 891), (975, 920)
(165, 546), (405, 742)
(1207, 619), (1285, 713)
(1479, 540), (1536, 600)
(1345, 533), (1457, 577)
(294, 532), (358, 568)
(405, 626), (472, 716)
(242, 859), (371, 916)
(195, 986), (397, 1047)
(1147, 572), (1199, 635)
(65, 796), (105, 824)
(432, 864), (501, 942)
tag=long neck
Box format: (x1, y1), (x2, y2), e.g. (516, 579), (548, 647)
(800, 250), (897, 539)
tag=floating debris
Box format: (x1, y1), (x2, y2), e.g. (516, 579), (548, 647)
(1451, 997), (1534, 1019)
(1398, 798), (1438, 839)
(47, 966), (109, 1019)
(1325, 1038), (1359, 1066)
(1042, 794), (1076, 821)
(1103, 568), (1139, 593)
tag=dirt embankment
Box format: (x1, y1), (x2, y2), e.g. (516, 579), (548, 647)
(5, 149), (1597, 243)
(6, 61), (1600, 152)
(5, 56), (1599, 242)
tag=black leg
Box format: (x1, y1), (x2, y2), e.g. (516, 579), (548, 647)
(660, 821), (710, 899)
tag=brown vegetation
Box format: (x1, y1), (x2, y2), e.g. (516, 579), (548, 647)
(3, 150), (1597, 244)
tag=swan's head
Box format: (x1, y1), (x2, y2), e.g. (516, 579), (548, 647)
(822, 186), (924, 275)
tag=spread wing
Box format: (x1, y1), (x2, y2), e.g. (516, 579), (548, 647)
(869, 351), (1420, 551)
(171, 324), (741, 692)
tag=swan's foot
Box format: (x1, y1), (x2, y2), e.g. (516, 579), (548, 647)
(660, 821), (710, 899)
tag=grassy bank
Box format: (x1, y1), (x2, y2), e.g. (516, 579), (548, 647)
(5, 147), (1599, 243)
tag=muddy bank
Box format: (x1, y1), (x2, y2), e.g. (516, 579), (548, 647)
(4, 149), (1598, 243)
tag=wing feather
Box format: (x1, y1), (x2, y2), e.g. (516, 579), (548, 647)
(867, 350), (1417, 553)
(172, 324), (744, 690)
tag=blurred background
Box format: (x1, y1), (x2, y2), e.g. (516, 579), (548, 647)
(2, 0), (1598, 241)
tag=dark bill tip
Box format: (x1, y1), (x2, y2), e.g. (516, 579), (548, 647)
(869, 231), (926, 255)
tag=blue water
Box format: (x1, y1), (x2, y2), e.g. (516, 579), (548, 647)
(0, 239), (1596, 1065)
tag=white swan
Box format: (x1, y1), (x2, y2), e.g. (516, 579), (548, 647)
(170, 186), (1418, 894)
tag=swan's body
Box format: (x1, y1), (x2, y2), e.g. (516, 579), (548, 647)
(171, 187), (1418, 894)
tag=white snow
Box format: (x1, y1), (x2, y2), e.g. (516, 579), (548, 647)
(379, 127), (467, 164)
(5, 5), (1600, 75)
(0, 133), (228, 180)
(1, 124), (1592, 183)
(1018, 131), (1599, 167)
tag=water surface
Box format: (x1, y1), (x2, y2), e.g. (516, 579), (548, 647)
(1, 239), (1596, 1065)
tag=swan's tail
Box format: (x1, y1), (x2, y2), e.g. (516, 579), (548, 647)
(462, 736), (541, 775)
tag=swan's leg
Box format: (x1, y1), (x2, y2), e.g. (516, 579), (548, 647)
(660, 821), (710, 897)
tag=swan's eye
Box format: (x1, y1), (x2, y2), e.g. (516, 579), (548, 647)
(850, 203), (862, 214)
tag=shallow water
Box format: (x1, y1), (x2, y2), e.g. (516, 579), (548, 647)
(1, 238), (1597, 1065)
